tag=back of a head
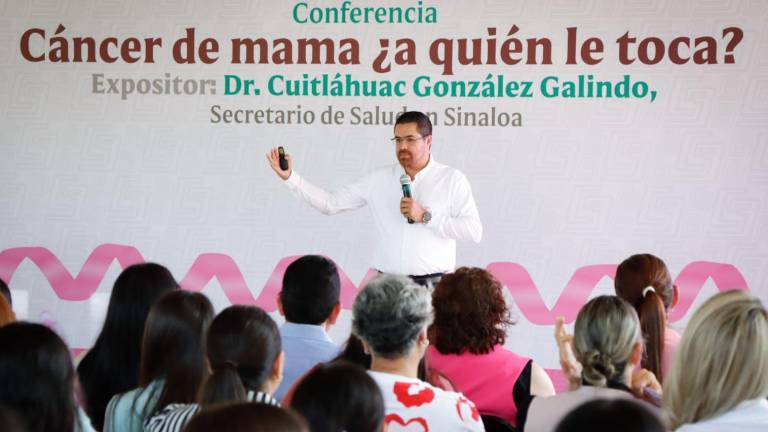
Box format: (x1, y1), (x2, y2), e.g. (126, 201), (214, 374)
(0, 405), (28, 432)
(291, 361), (384, 432)
(614, 254), (673, 378)
(352, 274), (431, 359)
(395, 111), (432, 137)
(663, 290), (768, 430)
(199, 305), (282, 406)
(574, 296), (641, 387)
(77, 262), (178, 429)
(139, 290), (214, 413)
(431, 267), (511, 355)
(0, 322), (75, 432)
(183, 403), (308, 432)
(555, 399), (664, 432)
(281, 255), (340, 325)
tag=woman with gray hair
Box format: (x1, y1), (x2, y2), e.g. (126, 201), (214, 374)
(352, 274), (484, 432)
(523, 296), (662, 432)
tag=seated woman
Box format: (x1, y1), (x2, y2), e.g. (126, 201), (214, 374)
(145, 305), (285, 432)
(103, 291), (213, 432)
(77, 263), (178, 431)
(614, 254), (681, 381)
(0, 322), (87, 432)
(664, 290), (768, 431)
(427, 267), (555, 428)
(351, 274), (484, 432)
(523, 296), (661, 432)
(290, 361), (384, 432)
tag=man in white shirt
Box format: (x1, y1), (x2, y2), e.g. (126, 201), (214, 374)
(266, 111), (482, 283)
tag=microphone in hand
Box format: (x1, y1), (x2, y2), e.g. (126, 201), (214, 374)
(400, 174), (414, 224)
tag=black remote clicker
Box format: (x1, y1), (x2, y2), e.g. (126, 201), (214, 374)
(278, 146), (289, 170)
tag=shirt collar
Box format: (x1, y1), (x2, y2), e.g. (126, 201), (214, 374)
(246, 390), (281, 407)
(399, 155), (436, 182)
(280, 322), (334, 342)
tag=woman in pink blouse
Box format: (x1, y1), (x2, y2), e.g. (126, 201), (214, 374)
(427, 267), (555, 428)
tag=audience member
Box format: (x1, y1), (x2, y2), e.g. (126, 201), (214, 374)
(0, 322), (79, 432)
(614, 254), (681, 380)
(554, 399), (665, 432)
(524, 296), (661, 432)
(145, 305), (284, 432)
(290, 361), (384, 432)
(182, 403), (308, 432)
(663, 290), (768, 431)
(103, 291), (213, 432)
(275, 255), (341, 401)
(352, 274), (484, 431)
(428, 267), (555, 427)
(77, 263), (178, 430)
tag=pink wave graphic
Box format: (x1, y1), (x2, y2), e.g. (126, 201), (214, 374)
(0, 244), (749, 323)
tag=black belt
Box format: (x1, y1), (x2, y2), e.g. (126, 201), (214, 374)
(376, 271), (444, 287)
(409, 272), (444, 287)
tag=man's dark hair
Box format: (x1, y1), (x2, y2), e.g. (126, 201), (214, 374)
(0, 278), (11, 307)
(395, 111), (432, 138)
(281, 255), (340, 325)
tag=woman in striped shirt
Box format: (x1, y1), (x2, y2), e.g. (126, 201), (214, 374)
(145, 305), (284, 432)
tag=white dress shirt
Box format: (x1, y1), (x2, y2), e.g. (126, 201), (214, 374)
(283, 156), (482, 275)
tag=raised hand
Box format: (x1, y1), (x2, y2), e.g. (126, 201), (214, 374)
(555, 316), (583, 390)
(266, 147), (292, 180)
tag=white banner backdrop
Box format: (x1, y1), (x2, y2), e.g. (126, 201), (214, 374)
(1, 1), (767, 378)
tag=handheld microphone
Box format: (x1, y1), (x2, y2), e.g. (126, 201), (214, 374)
(399, 174), (414, 224)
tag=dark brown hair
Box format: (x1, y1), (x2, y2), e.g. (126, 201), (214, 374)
(138, 290), (214, 418)
(77, 263), (178, 430)
(0, 322), (76, 432)
(183, 403), (307, 432)
(290, 361), (384, 432)
(395, 111), (432, 137)
(198, 305), (282, 406)
(614, 254), (673, 378)
(430, 267), (512, 355)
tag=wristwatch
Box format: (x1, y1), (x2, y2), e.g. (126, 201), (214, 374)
(421, 210), (432, 224)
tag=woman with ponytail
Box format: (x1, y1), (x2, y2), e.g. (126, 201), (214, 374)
(523, 296), (662, 432)
(145, 305), (284, 432)
(614, 254), (680, 381)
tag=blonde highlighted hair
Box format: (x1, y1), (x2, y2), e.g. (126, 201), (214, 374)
(663, 290), (768, 429)
(573, 296), (642, 387)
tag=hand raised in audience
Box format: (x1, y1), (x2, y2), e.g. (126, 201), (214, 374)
(630, 368), (663, 407)
(266, 147), (292, 180)
(555, 316), (582, 391)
